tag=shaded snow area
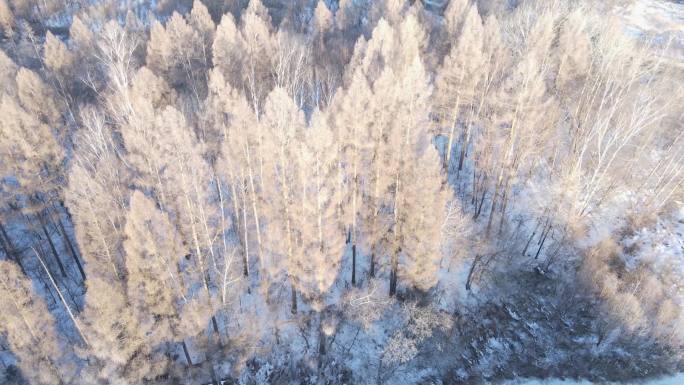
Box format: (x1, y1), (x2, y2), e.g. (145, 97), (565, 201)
(506, 372), (684, 385)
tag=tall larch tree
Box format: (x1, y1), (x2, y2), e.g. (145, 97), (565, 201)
(211, 70), (264, 276)
(124, 191), (207, 366)
(260, 87), (306, 313)
(78, 276), (165, 384)
(435, 4), (485, 174)
(0, 261), (69, 385)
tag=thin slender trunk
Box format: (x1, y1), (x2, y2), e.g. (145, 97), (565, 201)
(33, 247), (89, 347)
(474, 187), (487, 220)
(485, 171), (503, 237)
(240, 184), (250, 277)
(457, 121), (470, 178)
(522, 220), (540, 256)
(498, 185), (510, 236)
(39, 215), (67, 278)
(291, 283), (297, 314)
(389, 252), (398, 297)
(181, 340), (193, 366)
(445, 95), (461, 172)
(535, 225), (552, 260)
(370, 252), (375, 278)
(54, 213), (86, 281)
(471, 168), (478, 206)
(318, 311), (326, 356)
(245, 145), (263, 270)
(211, 316), (220, 335)
(351, 244), (356, 286)
(0, 221), (26, 275)
(465, 254), (482, 291)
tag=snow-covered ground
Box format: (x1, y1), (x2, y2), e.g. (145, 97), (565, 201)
(506, 372), (684, 385)
(618, 0), (684, 62)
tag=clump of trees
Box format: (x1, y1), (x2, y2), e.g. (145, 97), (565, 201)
(0, 0), (682, 383)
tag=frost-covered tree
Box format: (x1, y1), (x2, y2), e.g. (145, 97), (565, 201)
(211, 70), (264, 276)
(78, 277), (166, 384)
(435, 4), (485, 173)
(259, 87), (303, 312)
(66, 108), (129, 282)
(212, 0), (275, 117)
(0, 261), (68, 385)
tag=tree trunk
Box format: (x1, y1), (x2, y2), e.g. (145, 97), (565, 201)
(389, 253), (398, 297)
(457, 120), (471, 180)
(471, 168), (478, 206)
(291, 283), (297, 314)
(465, 255), (482, 291)
(33, 247), (89, 347)
(474, 187), (487, 220)
(245, 145), (263, 270)
(54, 214), (86, 281)
(181, 340), (193, 366)
(211, 315), (220, 335)
(445, 98), (461, 173)
(369, 252), (375, 278)
(351, 244), (356, 286)
(498, 188), (510, 236)
(240, 184), (250, 277)
(0, 221), (26, 275)
(535, 225), (552, 260)
(485, 178), (501, 237)
(522, 220), (540, 256)
(318, 311), (326, 357)
(39, 214), (67, 278)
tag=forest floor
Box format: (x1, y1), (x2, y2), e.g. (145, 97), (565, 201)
(505, 372), (684, 385)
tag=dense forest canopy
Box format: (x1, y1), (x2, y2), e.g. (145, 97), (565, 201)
(0, 0), (682, 384)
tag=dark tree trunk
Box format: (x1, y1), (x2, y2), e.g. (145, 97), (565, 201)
(351, 244), (356, 286)
(39, 215), (67, 278)
(211, 316), (220, 335)
(535, 225), (552, 260)
(389, 253), (398, 297)
(474, 188), (487, 219)
(181, 340), (193, 366)
(54, 214), (86, 281)
(0, 221), (27, 275)
(498, 189), (509, 236)
(485, 180), (501, 238)
(471, 168), (478, 206)
(291, 283), (297, 314)
(369, 252), (375, 278)
(318, 311), (326, 356)
(465, 254), (482, 291)
(522, 220), (541, 256)
(241, 249), (249, 277)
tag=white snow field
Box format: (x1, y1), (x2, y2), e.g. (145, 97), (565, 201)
(507, 372), (684, 385)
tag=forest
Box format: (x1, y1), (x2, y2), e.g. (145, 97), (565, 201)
(0, 0), (682, 384)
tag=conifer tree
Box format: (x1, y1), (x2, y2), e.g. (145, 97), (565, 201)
(435, 4), (485, 173)
(0, 261), (67, 385)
